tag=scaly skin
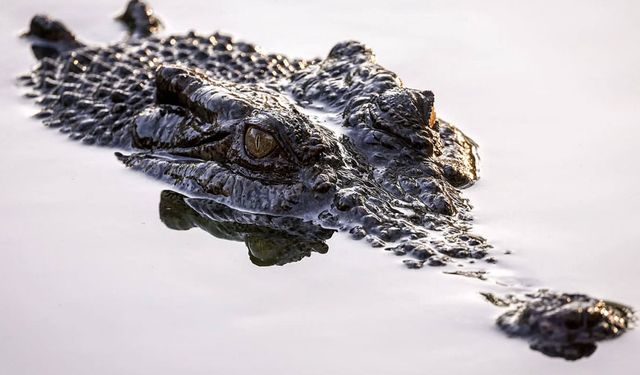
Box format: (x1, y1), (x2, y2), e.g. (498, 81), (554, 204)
(18, 0), (633, 360)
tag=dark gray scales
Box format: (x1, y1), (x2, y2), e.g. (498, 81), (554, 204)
(23, 26), (309, 147)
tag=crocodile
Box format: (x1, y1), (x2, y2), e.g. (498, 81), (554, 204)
(18, 0), (633, 360)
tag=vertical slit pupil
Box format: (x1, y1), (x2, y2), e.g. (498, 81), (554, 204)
(245, 126), (276, 158)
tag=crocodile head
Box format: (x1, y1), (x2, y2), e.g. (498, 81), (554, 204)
(119, 65), (343, 215)
(115, 43), (480, 238)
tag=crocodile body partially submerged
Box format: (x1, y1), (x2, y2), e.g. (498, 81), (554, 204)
(19, 0), (633, 360)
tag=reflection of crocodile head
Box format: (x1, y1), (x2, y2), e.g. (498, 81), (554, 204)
(159, 190), (333, 266)
(19, 0), (634, 360)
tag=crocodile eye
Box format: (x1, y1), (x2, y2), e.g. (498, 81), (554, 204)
(244, 126), (277, 158)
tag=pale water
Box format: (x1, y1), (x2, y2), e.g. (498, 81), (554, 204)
(1, 1), (639, 374)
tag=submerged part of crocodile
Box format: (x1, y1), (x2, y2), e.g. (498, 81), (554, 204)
(18, 0), (633, 360)
(160, 190), (333, 266)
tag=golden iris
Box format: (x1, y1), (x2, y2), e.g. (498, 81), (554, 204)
(244, 126), (277, 158)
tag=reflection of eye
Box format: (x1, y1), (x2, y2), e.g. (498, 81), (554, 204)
(244, 126), (277, 158)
